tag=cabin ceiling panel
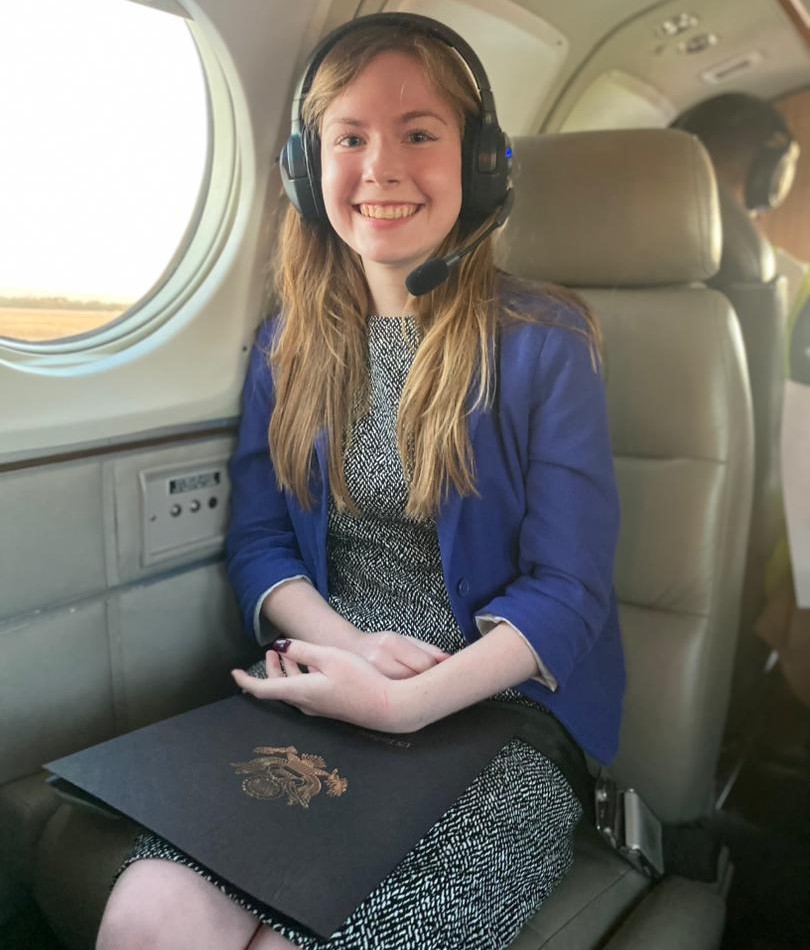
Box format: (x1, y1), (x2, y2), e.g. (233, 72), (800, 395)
(547, 0), (810, 131)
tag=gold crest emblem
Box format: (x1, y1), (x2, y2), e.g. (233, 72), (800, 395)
(231, 745), (348, 808)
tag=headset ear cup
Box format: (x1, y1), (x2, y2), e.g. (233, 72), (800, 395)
(460, 119), (510, 227)
(280, 132), (321, 220)
(302, 128), (326, 222)
(745, 140), (796, 213)
(460, 119), (481, 224)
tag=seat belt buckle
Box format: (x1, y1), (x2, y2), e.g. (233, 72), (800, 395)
(594, 776), (665, 879)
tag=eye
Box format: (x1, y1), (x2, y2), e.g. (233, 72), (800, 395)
(407, 129), (437, 144)
(336, 133), (364, 148)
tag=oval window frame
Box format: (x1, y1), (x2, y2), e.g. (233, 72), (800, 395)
(0, 15), (239, 372)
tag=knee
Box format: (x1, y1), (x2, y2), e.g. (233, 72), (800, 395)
(95, 861), (188, 950)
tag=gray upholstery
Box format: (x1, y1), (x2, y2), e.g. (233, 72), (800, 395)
(601, 877), (726, 950)
(505, 129), (721, 287)
(500, 130), (753, 946)
(707, 187), (789, 703)
(714, 186), (777, 284)
(591, 288), (752, 822)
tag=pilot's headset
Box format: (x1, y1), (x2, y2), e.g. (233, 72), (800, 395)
(674, 93), (800, 214)
(278, 13), (512, 241)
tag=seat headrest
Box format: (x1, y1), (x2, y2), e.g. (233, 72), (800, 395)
(712, 185), (776, 284)
(499, 129), (722, 287)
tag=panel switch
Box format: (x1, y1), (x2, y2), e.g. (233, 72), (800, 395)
(140, 459), (230, 566)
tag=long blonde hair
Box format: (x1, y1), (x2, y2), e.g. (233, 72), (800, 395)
(270, 22), (598, 519)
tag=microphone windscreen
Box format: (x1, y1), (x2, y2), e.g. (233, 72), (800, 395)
(405, 258), (450, 297)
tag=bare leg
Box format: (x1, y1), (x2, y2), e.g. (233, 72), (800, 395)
(247, 926), (299, 949)
(96, 859), (262, 950)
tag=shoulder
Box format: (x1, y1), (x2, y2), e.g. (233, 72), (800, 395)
(495, 273), (597, 371)
(240, 313), (280, 405)
(254, 312), (281, 351)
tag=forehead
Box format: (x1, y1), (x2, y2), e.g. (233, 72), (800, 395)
(322, 50), (456, 120)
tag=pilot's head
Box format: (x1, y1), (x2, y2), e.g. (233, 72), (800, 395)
(673, 92), (800, 216)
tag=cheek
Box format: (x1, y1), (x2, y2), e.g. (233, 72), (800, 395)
(428, 150), (463, 218)
(319, 152), (352, 222)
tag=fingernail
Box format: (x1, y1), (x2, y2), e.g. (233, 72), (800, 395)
(272, 639), (291, 654)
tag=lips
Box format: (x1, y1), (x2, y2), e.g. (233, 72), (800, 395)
(356, 203), (420, 219)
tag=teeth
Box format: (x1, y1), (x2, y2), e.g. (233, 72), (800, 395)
(359, 204), (418, 219)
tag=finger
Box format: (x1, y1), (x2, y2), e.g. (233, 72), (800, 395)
(382, 658), (424, 680)
(231, 668), (308, 702)
(272, 639), (331, 673)
(392, 639), (448, 674)
(264, 650), (286, 679)
(283, 655), (304, 677)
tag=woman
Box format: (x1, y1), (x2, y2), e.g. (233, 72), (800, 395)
(96, 14), (624, 950)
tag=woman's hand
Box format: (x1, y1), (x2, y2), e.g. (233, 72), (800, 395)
(230, 640), (418, 733)
(353, 631), (450, 679)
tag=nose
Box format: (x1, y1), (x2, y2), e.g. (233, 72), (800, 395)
(363, 137), (402, 187)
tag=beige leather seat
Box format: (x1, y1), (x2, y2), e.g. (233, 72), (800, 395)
(499, 129), (754, 948)
(707, 187), (789, 728)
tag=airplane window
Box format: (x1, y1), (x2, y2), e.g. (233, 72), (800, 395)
(0, 0), (209, 345)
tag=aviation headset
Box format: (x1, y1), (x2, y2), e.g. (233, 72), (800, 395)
(674, 93), (799, 213)
(279, 13), (511, 230)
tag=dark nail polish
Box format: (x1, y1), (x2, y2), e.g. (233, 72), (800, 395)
(272, 638), (291, 654)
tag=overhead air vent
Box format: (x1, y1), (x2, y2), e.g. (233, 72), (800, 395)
(677, 32), (718, 54)
(656, 12), (699, 38)
(701, 50), (764, 84)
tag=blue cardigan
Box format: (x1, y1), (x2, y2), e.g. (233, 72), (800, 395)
(226, 292), (625, 763)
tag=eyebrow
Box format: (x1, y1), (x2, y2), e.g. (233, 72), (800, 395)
(324, 110), (450, 130)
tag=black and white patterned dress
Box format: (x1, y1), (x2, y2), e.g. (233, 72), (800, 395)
(119, 317), (582, 949)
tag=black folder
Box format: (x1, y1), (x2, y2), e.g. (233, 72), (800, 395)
(46, 695), (533, 939)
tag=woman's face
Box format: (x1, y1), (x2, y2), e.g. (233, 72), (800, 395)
(319, 50), (464, 282)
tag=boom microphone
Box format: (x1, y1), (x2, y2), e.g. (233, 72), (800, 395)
(405, 190), (514, 297)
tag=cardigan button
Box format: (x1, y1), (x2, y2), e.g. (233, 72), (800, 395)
(456, 578), (470, 596)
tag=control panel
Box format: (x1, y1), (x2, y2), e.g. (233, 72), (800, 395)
(139, 458), (230, 566)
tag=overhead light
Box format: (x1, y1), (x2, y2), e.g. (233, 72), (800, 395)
(677, 32), (719, 53)
(657, 12), (699, 37)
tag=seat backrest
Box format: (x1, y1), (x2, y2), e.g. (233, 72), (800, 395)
(708, 187), (789, 675)
(498, 129), (754, 824)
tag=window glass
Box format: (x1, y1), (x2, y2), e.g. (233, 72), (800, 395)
(0, 0), (208, 343)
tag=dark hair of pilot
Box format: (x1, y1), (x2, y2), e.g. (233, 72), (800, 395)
(672, 92), (791, 166)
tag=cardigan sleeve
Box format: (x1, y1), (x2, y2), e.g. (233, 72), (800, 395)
(476, 320), (620, 691)
(225, 324), (314, 639)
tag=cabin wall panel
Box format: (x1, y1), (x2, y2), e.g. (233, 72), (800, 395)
(0, 438), (257, 788)
(0, 462), (107, 622)
(109, 435), (236, 586)
(0, 602), (114, 785)
(117, 563), (256, 733)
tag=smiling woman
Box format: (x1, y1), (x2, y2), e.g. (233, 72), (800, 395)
(0, 0), (208, 344)
(94, 12), (620, 950)
(318, 51), (464, 296)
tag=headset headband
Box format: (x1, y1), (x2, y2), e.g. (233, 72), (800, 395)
(289, 13), (498, 137)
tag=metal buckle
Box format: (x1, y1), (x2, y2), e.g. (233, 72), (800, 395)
(594, 776), (664, 879)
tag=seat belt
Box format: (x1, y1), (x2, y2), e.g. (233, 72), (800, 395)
(593, 772), (724, 882)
